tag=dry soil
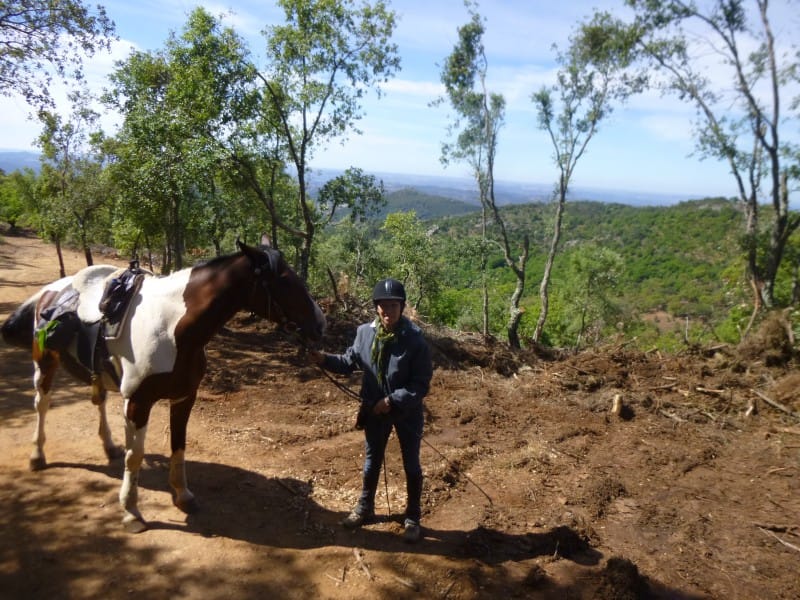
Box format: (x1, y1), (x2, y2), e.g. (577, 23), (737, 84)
(0, 230), (799, 599)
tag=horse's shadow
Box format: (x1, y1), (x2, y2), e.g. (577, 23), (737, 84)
(51, 455), (602, 566)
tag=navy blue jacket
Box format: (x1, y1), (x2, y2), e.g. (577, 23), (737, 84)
(323, 316), (432, 414)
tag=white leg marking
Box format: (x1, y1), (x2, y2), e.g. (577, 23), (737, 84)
(119, 417), (148, 531)
(30, 367), (51, 470)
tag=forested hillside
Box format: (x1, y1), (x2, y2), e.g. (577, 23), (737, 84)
(380, 195), (760, 349)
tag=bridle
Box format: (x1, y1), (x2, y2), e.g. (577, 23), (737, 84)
(250, 252), (294, 333)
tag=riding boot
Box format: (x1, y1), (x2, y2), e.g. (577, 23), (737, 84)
(404, 473), (423, 524)
(356, 470), (381, 516)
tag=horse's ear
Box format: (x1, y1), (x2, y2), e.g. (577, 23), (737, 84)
(260, 233), (271, 249)
(239, 238), (281, 275)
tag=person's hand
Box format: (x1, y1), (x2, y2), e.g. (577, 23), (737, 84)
(372, 397), (392, 415)
(308, 349), (325, 366)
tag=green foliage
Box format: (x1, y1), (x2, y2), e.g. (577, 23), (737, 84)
(0, 1), (115, 109)
(426, 197), (757, 348)
(316, 168), (386, 224)
(375, 188), (477, 221)
(0, 170), (32, 230)
(104, 8), (253, 271)
(380, 211), (442, 313)
(261, 0), (400, 278)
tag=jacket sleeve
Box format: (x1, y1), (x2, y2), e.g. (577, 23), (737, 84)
(322, 325), (366, 375)
(388, 333), (432, 413)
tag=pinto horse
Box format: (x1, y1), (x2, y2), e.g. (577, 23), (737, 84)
(1, 240), (325, 532)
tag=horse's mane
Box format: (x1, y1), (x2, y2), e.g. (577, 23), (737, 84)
(193, 251), (243, 270)
(191, 246), (281, 274)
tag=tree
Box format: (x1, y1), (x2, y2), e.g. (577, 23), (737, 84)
(105, 8), (253, 271)
(0, 0), (115, 109)
(438, 4), (528, 348)
(0, 169), (30, 231)
(380, 211), (441, 313)
(531, 13), (642, 343)
(594, 0), (800, 332)
(315, 167), (386, 226)
(36, 89), (110, 270)
(561, 243), (624, 348)
(258, 0), (400, 280)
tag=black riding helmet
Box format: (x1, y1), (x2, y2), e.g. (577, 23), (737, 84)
(372, 278), (406, 306)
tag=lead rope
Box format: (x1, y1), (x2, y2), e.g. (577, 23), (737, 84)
(296, 339), (493, 506)
(308, 361), (392, 514)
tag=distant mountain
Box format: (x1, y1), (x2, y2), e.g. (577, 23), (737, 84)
(381, 188), (478, 220)
(310, 168), (694, 207)
(0, 151), (697, 208)
(0, 150), (40, 173)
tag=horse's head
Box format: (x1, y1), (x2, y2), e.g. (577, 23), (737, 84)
(238, 241), (326, 343)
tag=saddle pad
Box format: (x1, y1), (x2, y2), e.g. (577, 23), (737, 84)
(72, 265), (123, 322)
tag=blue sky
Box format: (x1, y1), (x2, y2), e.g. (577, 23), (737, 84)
(1, 0), (796, 200)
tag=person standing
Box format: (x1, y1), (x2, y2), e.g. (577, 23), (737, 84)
(310, 278), (433, 543)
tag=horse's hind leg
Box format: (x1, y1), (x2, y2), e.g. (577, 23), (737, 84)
(168, 393), (198, 514)
(30, 353), (58, 471)
(92, 387), (124, 461)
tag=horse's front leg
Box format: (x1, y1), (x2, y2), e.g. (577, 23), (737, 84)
(119, 399), (151, 533)
(29, 352), (58, 471)
(169, 393), (198, 514)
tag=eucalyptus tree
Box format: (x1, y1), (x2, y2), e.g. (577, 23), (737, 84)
(0, 0), (115, 110)
(437, 4), (527, 348)
(257, 0), (401, 280)
(586, 0), (799, 330)
(530, 14), (642, 343)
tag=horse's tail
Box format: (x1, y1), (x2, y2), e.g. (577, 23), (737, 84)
(1, 297), (36, 349)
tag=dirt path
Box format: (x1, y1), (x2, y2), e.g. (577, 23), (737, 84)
(1, 231), (798, 599)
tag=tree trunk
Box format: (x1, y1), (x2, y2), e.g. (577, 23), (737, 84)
(55, 236), (66, 278)
(480, 204), (489, 340)
(533, 191), (566, 343)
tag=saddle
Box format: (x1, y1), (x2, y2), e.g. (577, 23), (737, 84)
(35, 260), (147, 387)
(99, 260), (146, 340)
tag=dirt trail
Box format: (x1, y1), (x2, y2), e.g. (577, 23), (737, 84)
(0, 230), (798, 599)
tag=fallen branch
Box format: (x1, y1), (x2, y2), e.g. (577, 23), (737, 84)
(695, 386), (726, 396)
(758, 527), (800, 553)
(771, 426), (800, 435)
(391, 574), (418, 590)
(353, 548), (373, 581)
(751, 389), (800, 420)
(660, 409), (686, 423)
(650, 382), (677, 391)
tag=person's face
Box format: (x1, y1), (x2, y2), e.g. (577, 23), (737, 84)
(376, 299), (402, 331)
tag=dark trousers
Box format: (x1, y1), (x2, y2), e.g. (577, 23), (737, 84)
(357, 409), (424, 523)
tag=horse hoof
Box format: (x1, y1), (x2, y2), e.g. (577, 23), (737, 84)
(122, 516), (148, 534)
(175, 496), (199, 514)
(105, 445), (125, 461)
(29, 456), (47, 471)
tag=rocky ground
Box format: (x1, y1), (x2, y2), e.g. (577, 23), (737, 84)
(0, 230), (798, 599)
